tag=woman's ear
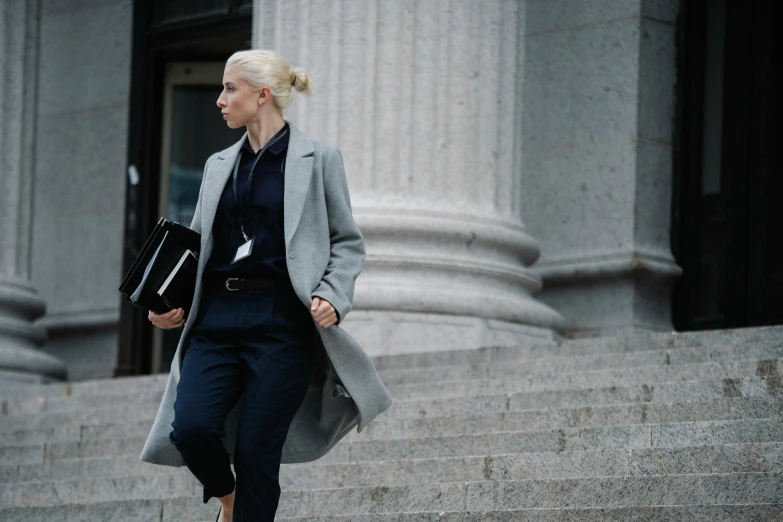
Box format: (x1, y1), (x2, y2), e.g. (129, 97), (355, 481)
(258, 86), (270, 105)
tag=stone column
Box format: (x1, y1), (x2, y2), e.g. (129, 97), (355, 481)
(0, 0), (67, 383)
(520, 0), (682, 336)
(254, 0), (564, 355)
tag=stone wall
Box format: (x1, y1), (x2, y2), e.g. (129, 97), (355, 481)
(521, 0), (682, 336)
(32, 0), (134, 380)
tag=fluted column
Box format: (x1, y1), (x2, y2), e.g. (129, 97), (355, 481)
(254, 0), (564, 355)
(0, 0), (67, 383)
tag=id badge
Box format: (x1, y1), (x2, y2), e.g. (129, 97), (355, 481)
(231, 237), (255, 264)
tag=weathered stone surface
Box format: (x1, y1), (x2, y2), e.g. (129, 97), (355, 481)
(29, 0), (132, 382)
(0, 499), (162, 522)
(0, 472), (194, 508)
(279, 506), (783, 522)
(1, 327), (782, 519)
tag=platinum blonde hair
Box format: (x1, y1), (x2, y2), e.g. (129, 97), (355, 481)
(226, 49), (312, 111)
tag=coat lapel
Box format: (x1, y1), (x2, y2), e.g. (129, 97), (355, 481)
(199, 120), (314, 255)
(283, 121), (315, 249)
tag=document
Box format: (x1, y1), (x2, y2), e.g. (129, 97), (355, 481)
(130, 231), (168, 303)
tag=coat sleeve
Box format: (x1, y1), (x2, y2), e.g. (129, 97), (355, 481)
(188, 154), (216, 234)
(311, 146), (366, 326)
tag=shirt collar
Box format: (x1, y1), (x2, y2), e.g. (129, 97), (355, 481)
(241, 122), (290, 156)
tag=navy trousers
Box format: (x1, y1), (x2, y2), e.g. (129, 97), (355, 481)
(169, 278), (314, 521)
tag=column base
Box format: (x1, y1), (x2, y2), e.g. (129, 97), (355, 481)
(342, 309), (562, 357)
(0, 277), (67, 383)
(534, 252), (683, 338)
(349, 206), (567, 354)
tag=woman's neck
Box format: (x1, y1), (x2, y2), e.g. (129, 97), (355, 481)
(245, 114), (286, 153)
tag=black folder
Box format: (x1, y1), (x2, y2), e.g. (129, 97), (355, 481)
(119, 217), (201, 315)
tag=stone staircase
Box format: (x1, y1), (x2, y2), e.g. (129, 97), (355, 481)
(1, 326), (782, 521)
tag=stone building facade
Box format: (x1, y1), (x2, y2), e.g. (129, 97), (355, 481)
(0, 0), (777, 383)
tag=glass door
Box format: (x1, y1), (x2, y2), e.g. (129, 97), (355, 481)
(152, 62), (244, 373)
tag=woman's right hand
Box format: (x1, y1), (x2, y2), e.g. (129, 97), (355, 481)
(148, 308), (185, 329)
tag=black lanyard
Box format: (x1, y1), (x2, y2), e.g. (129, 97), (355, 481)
(231, 125), (288, 241)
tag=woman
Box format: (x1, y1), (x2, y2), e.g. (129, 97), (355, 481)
(140, 49), (392, 522)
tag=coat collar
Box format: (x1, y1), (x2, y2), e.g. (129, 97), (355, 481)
(199, 119), (315, 255)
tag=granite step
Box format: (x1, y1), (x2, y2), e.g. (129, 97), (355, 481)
(234, 473), (783, 517)
(8, 471), (781, 514)
(275, 505), (783, 522)
(0, 324), (778, 397)
(2, 416), (779, 467)
(385, 375), (776, 419)
(2, 356), (780, 433)
(505, 375), (774, 409)
(0, 374), (166, 409)
(374, 342), (783, 386)
(2, 327), (782, 520)
(0, 385), (164, 418)
(1, 470), (780, 512)
(2, 329), (780, 417)
(343, 418), (783, 464)
(1, 372), (778, 448)
(348, 395), (783, 441)
(388, 357), (783, 401)
(3, 441), (781, 490)
(4, 339), (781, 419)
(0, 471), (196, 509)
(0, 395), (163, 430)
(1, 370), (772, 438)
(1, 394), (778, 451)
(3, 498), (783, 522)
(0, 499), (164, 522)
(369, 325), (783, 371)
(0, 331), (677, 403)
(2, 376), (778, 445)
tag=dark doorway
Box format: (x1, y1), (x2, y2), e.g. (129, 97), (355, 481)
(672, 0), (782, 331)
(117, 0), (251, 376)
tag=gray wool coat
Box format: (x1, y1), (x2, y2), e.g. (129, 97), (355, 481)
(139, 120), (392, 466)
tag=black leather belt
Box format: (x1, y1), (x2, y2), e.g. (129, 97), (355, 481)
(205, 277), (279, 292)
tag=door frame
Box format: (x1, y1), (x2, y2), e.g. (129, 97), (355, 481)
(118, 0), (251, 377)
(150, 62), (227, 374)
(671, 0), (776, 331)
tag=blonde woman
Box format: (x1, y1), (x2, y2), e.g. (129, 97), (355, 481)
(140, 49), (392, 522)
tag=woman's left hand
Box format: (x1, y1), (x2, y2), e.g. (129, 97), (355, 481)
(311, 296), (338, 328)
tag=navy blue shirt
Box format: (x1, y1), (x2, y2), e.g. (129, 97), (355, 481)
(205, 123), (290, 281)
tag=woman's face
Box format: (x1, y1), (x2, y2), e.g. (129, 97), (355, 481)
(216, 66), (265, 128)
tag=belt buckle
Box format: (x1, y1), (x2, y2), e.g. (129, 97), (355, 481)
(225, 277), (240, 291)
